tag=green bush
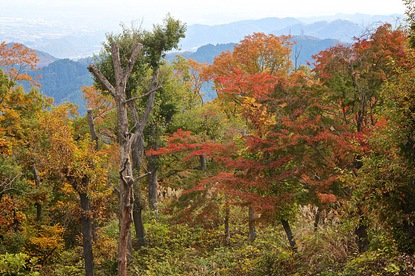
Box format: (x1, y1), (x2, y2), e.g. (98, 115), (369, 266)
(0, 252), (40, 275)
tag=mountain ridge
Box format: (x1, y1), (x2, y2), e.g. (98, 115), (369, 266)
(180, 16), (399, 51)
(1, 13), (401, 58)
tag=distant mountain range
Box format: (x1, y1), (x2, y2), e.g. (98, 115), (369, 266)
(7, 14), (401, 113)
(2, 13), (401, 58)
(167, 36), (341, 66)
(179, 14), (401, 51)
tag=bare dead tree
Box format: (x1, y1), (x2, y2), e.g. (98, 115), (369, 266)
(88, 41), (156, 276)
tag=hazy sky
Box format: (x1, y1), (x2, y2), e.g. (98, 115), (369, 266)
(1, 0), (406, 30)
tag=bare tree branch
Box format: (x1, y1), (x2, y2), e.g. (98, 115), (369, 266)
(111, 44), (124, 90)
(124, 43), (144, 85)
(124, 85), (161, 103)
(138, 70), (159, 134)
(1, 174), (21, 194)
(87, 64), (116, 97)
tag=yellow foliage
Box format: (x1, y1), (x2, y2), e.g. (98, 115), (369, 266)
(241, 96), (276, 136)
(24, 224), (65, 264)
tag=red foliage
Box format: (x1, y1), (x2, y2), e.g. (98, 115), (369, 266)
(317, 193), (337, 204)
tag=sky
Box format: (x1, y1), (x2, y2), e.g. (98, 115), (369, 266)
(1, 0), (407, 31)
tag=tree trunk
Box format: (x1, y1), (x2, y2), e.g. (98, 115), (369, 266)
(129, 72), (158, 249)
(224, 199), (230, 246)
(87, 109), (99, 151)
(199, 154), (207, 170)
(281, 219), (297, 250)
(117, 137), (135, 276)
(32, 166), (42, 222)
(80, 190), (94, 276)
(87, 109), (99, 241)
(314, 207), (321, 232)
(148, 164), (158, 213)
(248, 206), (256, 242)
(133, 192), (147, 248)
(355, 215), (369, 253)
(147, 124), (159, 213)
(131, 134), (147, 248)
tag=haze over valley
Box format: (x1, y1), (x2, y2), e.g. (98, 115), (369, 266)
(1, 13), (403, 58)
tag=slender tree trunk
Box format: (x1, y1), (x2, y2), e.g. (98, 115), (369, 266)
(129, 72), (158, 249)
(355, 213), (369, 253)
(133, 192), (147, 248)
(131, 134), (148, 248)
(147, 124), (159, 213)
(80, 189), (94, 276)
(281, 219), (297, 250)
(148, 164), (158, 213)
(87, 109), (99, 151)
(32, 166), (42, 222)
(199, 154), (207, 170)
(314, 207), (321, 232)
(248, 206), (256, 242)
(87, 109), (99, 241)
(352, 84), (370, 253)
(224, 198), (230, 246)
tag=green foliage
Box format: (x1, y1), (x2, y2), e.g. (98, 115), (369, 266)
(93, 14), (185, 93)
(0, 253), (40, 275)
(342, 247), (415, 276)
(142, 15), (186, 68)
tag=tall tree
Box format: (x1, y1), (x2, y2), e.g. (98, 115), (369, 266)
(88, 16), (185, 275)
(350, 56), (415, 254)
(312, 23), (410, 253)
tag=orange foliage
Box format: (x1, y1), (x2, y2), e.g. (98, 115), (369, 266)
(82, 85), (114, 121)
(0, 42), (40, 86)
(207, 33), (292, 117)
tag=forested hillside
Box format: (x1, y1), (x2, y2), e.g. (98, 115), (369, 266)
(2, 6), (415, 276)
(28, 59), (92, 114)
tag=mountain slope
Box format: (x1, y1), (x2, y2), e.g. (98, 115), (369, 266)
(40, 59), (92, 113)
(35, 49), (58, 67)
(22, 58), (92, 114)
